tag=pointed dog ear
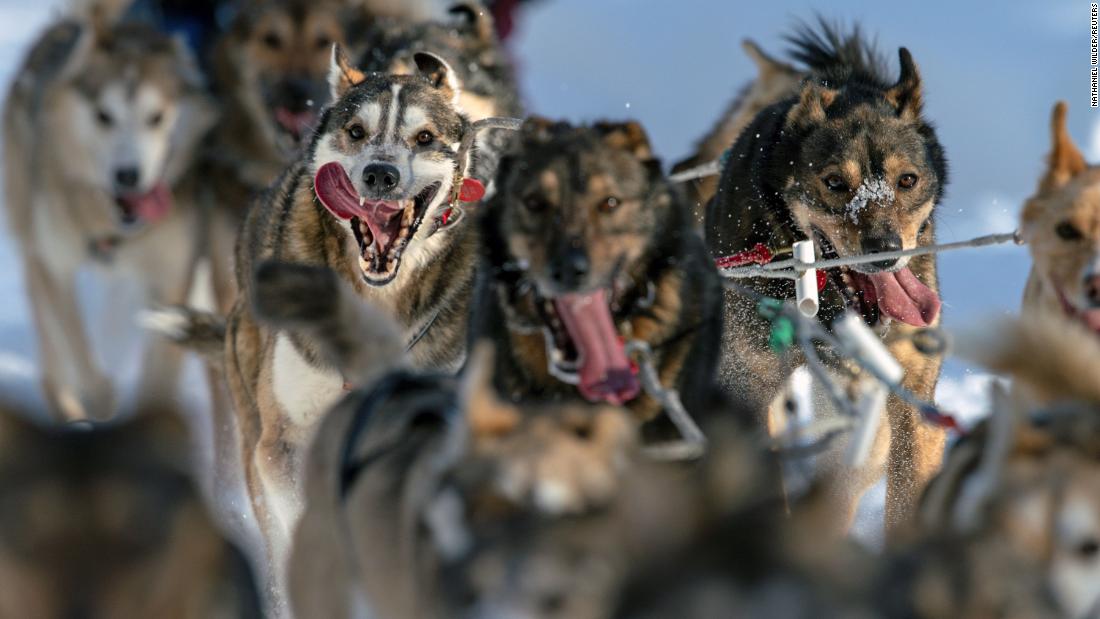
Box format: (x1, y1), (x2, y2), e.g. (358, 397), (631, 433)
(742, 39), (798, 79)
(884, 47), (923, 120)
(448, 3), (496, 45)
(328, 44), (365, 100)
(414, 51), (461, 105)
(1040, 101), (1088, 192)
(787, 81), (838, 128)
(594, 120), (654, 161)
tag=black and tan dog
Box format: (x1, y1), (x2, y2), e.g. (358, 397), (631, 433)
(476, 118), (723, 426)
(0, 409), (261, 618)
(705, 23), (949, 530)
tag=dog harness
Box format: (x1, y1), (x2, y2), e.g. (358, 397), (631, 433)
(714, 242), (828, 292)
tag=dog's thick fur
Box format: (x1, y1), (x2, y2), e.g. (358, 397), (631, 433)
(357, 2), (523, 184)
(919, 318), (1100, 617)
(3, 14), (212, 421)
(673, 40), (802, 221)
(0, 409), (261, 618)
(1021, 101), (1100, 340)
(220, 49), (477, 585)
(705, 23), (949, 531)
(476, 118), (723, 427)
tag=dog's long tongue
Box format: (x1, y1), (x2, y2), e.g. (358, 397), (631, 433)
(553, 290), (640, 405)
(314, 162), (363, 220)
(360, 200), (405, 255)
(117, 183), (172, 224)
(862, 268), (941, 326)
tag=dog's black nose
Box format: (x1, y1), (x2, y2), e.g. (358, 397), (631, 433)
(362, 164), (400, 193)
(861, 233), (903, 270)
(1085, 274), (1100, 307)
(114, 167), (140, 190)
(549, 247), (589, 290)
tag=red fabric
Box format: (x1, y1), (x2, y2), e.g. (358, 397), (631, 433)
(715, 243), (827, 292)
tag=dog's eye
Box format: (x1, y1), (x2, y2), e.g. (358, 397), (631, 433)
(597, 196), (620, 213)
(96, 108), (114, 127)
(822, 174), (848, 193)
(347, 125), (366, 141)
(1056, 221), (1083, 241)
(1076, 538), (1100, 559)
(898, 173), (919, 189)
(147, 111), (164, 128)
(261, 32), (282, 50)
(315, 36), (332, 51)
(523, 194), (549, 212)
(416, 130), (434, 146)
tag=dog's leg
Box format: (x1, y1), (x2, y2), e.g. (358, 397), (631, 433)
(23, 254), (113, 421)
(883, 328), (945, 536)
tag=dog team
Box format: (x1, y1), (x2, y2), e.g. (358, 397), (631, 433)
(2, 1), (1099, 617)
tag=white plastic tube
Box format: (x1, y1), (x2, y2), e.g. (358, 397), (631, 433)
(793, 240), (819, 317)
(834, 313), (904, 467)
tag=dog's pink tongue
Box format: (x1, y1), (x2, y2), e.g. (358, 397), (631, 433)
(361, 200), (405, 255)
(863, 268), (941, 326)
(274, 107), (317, 139)
(314, 162), (363, 220)
(1080, 308), (1100, 333)
(117, 183), (172, 224)
(552, 289), (640, 405)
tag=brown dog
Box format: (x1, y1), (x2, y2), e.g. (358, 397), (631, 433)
(1021, 101), (1100, 340)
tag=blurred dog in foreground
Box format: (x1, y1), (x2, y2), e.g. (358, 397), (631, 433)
(0, 409), (261, 618)
(3, 9), (213, 421)
(1021, 101), (1100, 340)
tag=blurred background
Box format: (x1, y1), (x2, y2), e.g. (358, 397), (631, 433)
(0, 1), (1087, 443)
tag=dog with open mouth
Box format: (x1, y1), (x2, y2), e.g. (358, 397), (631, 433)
(2, 10), (213, 421)
(475, 118), (723, 427)
(208, 46), (478, 591)
(704, 22), (949, 533)
(1021, 101), (1100, 340)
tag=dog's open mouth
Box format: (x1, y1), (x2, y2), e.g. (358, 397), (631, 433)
(813, 229), (941, 327)
(273, 107), (317, 144)
(314, 162), (439, 286)
(534, 288), (640, 405)
(1053, 284), (1100, 334)
(114, 183), (172, 227)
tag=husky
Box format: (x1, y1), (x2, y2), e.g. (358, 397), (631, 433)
(0, 407), (261, 618)
(3, 12), (213, 421)
(919, 317), (1100, 618)
(357, 2), (522, 185)
(171, 47), (480, 591)
(475, 118), (723, 428)
(672, 39), (802, 222)
(289, 341), (644, 619)
(1021, 101), (1100, 339)
(704, 22), (949, 531)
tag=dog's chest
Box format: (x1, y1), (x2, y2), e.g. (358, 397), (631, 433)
(270, 334), (345, 428)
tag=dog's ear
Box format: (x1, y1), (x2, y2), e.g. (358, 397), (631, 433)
(461, 342), (519, 440)
(742, 39), (798, 79)
(787, 81), (837, 128)
(520, 116), (565, 142)
(414, 51), (461, 106)
(595, 121), (654, 161)
(448, 3), (496, 45)
(328, 44), (365, 100)
(1040, 101), (1088, 192)
(884, 48), (923, 120)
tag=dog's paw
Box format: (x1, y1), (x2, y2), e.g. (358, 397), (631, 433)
(252, 261), (341, 326)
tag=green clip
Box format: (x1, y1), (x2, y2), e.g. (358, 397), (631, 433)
(756, 298), (794, 352)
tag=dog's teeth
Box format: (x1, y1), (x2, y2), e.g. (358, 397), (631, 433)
(359, 196), (365, 207)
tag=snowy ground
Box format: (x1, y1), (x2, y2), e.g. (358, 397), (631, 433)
(0, 0), (1076, 548)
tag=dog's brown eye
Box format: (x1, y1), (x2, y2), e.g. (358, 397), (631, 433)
(898, 173), (918, 189)
(523, 194), (548, 212)
(416, 130), (434, 146)
(315, 36), (332, 51)
(597, 196), (620, 213)
(261, 32), (282, 50)
(1077, 539), (1100, 559)
(147, 111), (163, 128)
(347, 125), (366, 141)
(823, 174), (848, 193)
(96, 108), (114, 127)
(1056, 221), (1083, 241)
